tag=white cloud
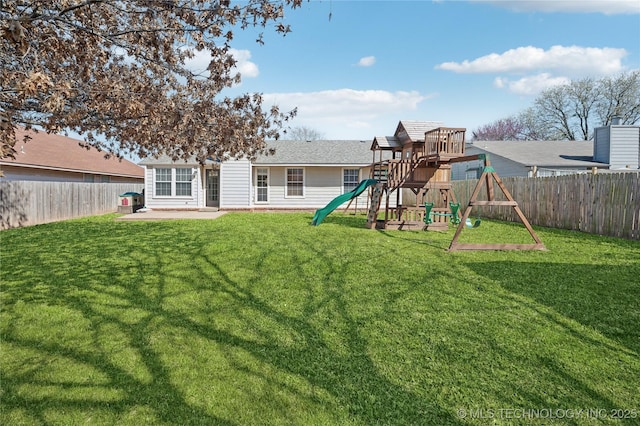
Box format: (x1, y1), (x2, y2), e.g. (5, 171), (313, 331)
(263, 89), (431, 138)
(471, 0), (640, 15)
(436, 45), (628, 76)
(494, 73), (571, 95)
(183, 48), (259, 79)
(230, 48), (259, 78)
(357, 56), (376, 67)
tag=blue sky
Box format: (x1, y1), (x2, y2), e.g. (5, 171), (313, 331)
(203, 0), (640, 140)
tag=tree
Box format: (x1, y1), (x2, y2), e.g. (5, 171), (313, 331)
(1, 0), (303, 162)
(533, 83), (578, 140)
(471, 111), (552, 141)
(286, 125), (325, 141)
(595, 71), (640, 126)
(533, 72), (640, 140)
(474, 71), (640, 141)
(516, 107), (553, 141)
(471, 116), (524, 141)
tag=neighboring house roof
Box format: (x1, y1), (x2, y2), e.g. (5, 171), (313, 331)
(395, 120), (444, 144)
(255, 140), (374, 165)
(1, 128), (144, 178)
(469, 140), (606, 168)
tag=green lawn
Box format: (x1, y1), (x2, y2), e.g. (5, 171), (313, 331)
(1, 213), (639, 425)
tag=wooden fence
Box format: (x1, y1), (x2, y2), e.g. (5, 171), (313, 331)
(0, 181), (144, 229)
(451, 172), (640, 240)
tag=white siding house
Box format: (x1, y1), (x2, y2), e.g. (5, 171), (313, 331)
(220, 159), (252, 208)
(139, 140), (376, 210)
(594, 125), (640, 170)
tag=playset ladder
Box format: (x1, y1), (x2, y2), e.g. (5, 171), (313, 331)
(366, 183), (385, 229)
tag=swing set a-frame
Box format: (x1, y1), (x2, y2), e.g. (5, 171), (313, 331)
(447, 154), (545, 251)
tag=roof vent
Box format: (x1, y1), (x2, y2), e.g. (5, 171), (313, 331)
(611, 116), (622, 125)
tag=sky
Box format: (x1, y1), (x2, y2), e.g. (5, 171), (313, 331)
(200, 0), (640, 140)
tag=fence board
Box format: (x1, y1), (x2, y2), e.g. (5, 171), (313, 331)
(0, 181), (143, 229)
(452, 172), (640, 240)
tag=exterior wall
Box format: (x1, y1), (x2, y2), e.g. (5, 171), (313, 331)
(593, 127), (611, 164)
(0, 165), (143, 183)
(220, 159), (251, 208)
(609, 126), (640, 169)
(142, 165), (201, 209)
(452, 147), (529, 179)
(250, 166), (370, 209)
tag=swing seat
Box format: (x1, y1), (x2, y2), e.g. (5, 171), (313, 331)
(465, 218), (482, 228)
(423, 202), (434, 224)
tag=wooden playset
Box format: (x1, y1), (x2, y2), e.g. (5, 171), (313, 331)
(365, 121), (545, 251)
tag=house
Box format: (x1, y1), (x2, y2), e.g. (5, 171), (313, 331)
(454, 140), (606, 179)
(0, 128), (144, 183)
(139, 139), (378, 210)
(452, 123), (640, 179)
(593, 122), (640, 170)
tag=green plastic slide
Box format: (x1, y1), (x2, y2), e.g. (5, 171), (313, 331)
(311, 179), (378, 226)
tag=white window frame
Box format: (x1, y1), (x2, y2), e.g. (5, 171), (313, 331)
(285, 167), (305, 198)
(255, 167), (269, 203)
(342, 168), (360, 194)
(175, 167), (193, 197)
(154, 167), (193, 197)
(154, 168), (172, 197)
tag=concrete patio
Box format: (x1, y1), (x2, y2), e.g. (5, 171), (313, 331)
(116, 209), (227, 221)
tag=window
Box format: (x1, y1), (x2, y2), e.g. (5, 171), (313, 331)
(286, 168), (304, 197)
(83, 174), (95, 183)
(101, 175), (111, 183)
(343, 169), (359, 193)
(175, 168), (192, 196)
(155, 168), (172, 196)
(256, 168), (269, 202)
(465, 168), (480, 180)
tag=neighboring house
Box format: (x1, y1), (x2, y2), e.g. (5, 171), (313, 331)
(593, 123), (640, 170)
(453, 123), (640, 179)
(455, 140), (605, 179)
(139, 140), (378, 210)
(0, 128), (144, 183)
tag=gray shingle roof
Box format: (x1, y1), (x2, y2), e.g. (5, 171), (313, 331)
(139, 140), (376, 166)
(471, 140), (605, 167)
(254, 140), (374, 165)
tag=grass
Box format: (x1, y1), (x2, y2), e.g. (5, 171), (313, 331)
(1, 212), (639, 425)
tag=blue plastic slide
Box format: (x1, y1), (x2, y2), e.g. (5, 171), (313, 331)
(311, 179), (378, 226)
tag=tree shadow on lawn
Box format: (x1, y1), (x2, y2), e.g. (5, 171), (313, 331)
(1, 220), (462, 425)
(192, 244), (461, 425)
(1, 222), (237, 425)
(464, 260), (640, 355)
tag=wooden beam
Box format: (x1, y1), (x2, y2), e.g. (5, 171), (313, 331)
(449, 243), (547, 251)
(470, 201), (518, 206)
(447, 154), (481, 164)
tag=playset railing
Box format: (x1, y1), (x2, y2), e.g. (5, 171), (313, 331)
(425, 127), (466, 158)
